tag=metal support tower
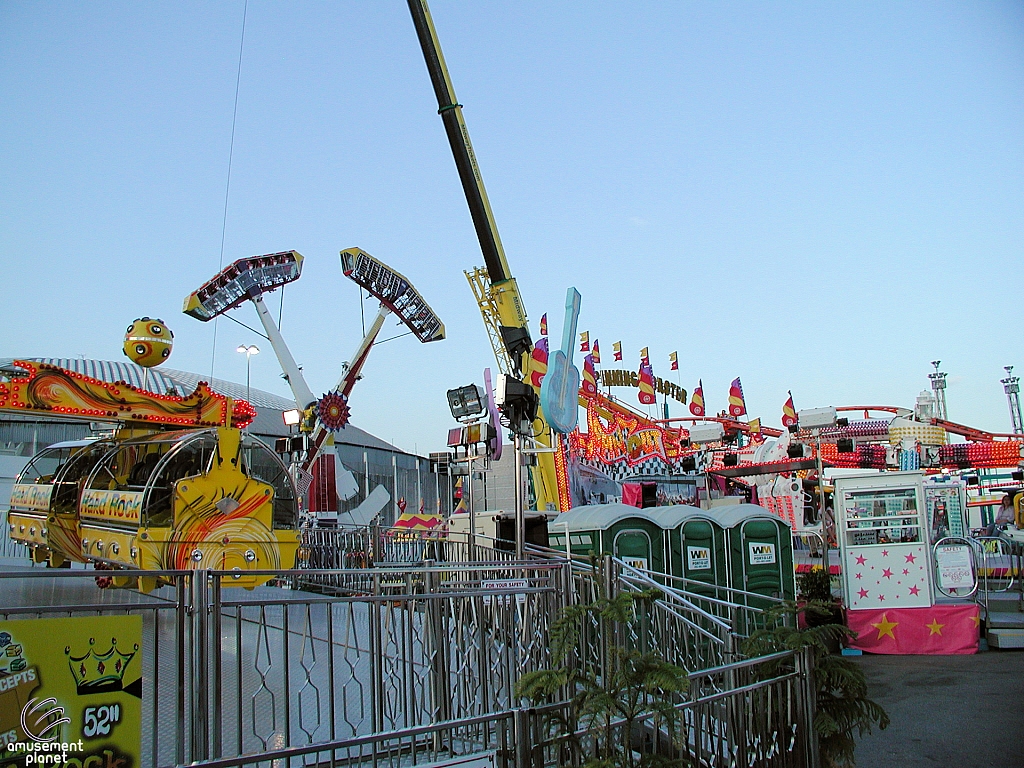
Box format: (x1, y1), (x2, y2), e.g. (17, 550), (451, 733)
(929, 360), (948, 421)
(1001, 366), (1023, 434)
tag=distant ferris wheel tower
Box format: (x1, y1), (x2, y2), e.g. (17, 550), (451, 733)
(929, 361), (948, 421)
(1001, 366), (1023, 435)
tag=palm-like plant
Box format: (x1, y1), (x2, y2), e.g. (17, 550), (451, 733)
(516, 587), (691, 768)
(742, 604), (890, 768)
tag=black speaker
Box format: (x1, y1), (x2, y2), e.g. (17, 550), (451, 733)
(787, 443), (804, 459)
(681, 456), (697, 472)
(723, 453), (738, 467)
(836, 417), (849, 428)
(1012, 470), (1023, 482)
(837, 438), (854, 453)
(788, 424), (800, 434)
(965, 475), (979, 486)
(274, 437), (289, 454)
(641, 482), (658, 508)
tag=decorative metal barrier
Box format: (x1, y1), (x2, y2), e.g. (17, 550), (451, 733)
(0, 557), (816, 768)
(177, 649), (816, 768)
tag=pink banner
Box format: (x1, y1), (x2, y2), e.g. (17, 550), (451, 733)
(622, 483), (643, 508)
(847, 604), (980, 655)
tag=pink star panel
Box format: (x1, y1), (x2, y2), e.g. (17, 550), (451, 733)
(846, 543), (931, 609)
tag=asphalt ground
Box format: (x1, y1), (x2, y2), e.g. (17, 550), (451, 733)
(853, 649), (1024, 767)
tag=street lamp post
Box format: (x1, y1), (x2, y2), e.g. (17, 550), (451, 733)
(236, 344), (260, 403)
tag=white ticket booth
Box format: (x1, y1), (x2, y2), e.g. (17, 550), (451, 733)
(835, 471), (935, 610)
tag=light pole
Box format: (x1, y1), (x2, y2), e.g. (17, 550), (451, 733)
(236, 344), (260, 403)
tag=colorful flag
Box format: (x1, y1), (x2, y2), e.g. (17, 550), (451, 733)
(453, 478), (467, 514)
(640, 347), (649, 364)
(613, 341), (623, 361)
(748, 418), (761, 434)
(539, 313), (548, 336)
(782, 391), (798, 428)
(728, 377), (746, 417)
(398, 497), (407, 513)
(592, 339), (601, 364)
(529, 337), (549, 389)
(669, 351), (678, 371)
(638, 359), (656, 405)
(689, 380), (705, 417)
(580, 331), (589, 352)
(582, 354), (598, 396)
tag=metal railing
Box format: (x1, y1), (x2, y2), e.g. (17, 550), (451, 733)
(0, 554), (817, 768)
(177, 648), (815, 768)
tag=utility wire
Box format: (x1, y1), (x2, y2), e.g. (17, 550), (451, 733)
(210, 0), (249, 380)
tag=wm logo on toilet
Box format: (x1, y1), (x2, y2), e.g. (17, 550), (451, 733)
(748, 542), (776, 565)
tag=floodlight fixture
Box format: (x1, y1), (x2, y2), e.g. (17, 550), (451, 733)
(797, 407), (837, 430)
(184, 251), (303, 321)
(341, 247), (445, 343)
(447, 384), (486, 421)
(282, 409), (302, 427)
(688, 422), (725, 444)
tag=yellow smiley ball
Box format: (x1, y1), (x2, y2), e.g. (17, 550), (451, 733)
(123, 317), (174, 368)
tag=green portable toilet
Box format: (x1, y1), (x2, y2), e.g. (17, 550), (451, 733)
(716, 504), (795, 607)
(642, 506), (726, 598)
(549, 503), (667, 574)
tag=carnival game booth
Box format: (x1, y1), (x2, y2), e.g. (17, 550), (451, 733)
(549, 503), (670, 574)
(836, 470), (980, 654)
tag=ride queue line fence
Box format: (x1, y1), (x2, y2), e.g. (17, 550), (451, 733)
(0, 549), (818, 768)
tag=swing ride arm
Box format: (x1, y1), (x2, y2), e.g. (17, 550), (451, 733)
(407, 0), (561, 511)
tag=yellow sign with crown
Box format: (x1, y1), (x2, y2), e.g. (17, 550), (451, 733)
(0, 616), (141, 768)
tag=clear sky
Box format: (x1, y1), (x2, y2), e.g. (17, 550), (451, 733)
(2, 1), (1022, 455)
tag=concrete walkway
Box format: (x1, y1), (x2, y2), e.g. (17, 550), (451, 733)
(853, 650), (1024, 767)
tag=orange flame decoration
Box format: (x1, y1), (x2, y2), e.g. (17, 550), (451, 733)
(568, 394), (685, 467)
(0, 360), (255, 429)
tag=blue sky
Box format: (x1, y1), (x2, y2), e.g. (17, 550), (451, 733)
(2, 1), (1022, 455)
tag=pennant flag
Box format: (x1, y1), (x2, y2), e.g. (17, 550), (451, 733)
(539, 313), (548, 336)
(728, 377), (746, 417)
(669, 351), (678, 371)
(580, 331), (590, 352)
(453, 478), (468, 514)
(582, 354), (598, 396)
(748, 418), (761, 434)
(640, 347), (649, 364)
(592, 339), (601, 364)
(613, 341), (623, 361)
(529, 337), (549, 388)
(638, 358), (656, 405)
(782, 391), (798, 428)
(689, 380), (705, 417)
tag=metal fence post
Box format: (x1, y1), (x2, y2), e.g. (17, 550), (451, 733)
(513, 708), (531, 768)
(210, 572), (223, 758)
(176, 573), (189, 766)
(370, 571), (386, 733)
(191, 569), (210, 762)
(795, 646), (821, 768)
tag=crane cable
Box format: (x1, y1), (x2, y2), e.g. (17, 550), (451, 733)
(210, 0), (249, 380)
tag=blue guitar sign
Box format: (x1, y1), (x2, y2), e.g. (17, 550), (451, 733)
(539, 287), (582, 433)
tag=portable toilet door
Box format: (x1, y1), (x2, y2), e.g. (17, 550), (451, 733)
(679, 518), (730, 600)
(612, 527), (657, 574)
(730, 514), (795, 609)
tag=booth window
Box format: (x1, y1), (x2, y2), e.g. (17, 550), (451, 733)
(842, 488), (922, 546)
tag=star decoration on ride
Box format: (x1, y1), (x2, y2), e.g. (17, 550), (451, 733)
(317, 391), (351, 431)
